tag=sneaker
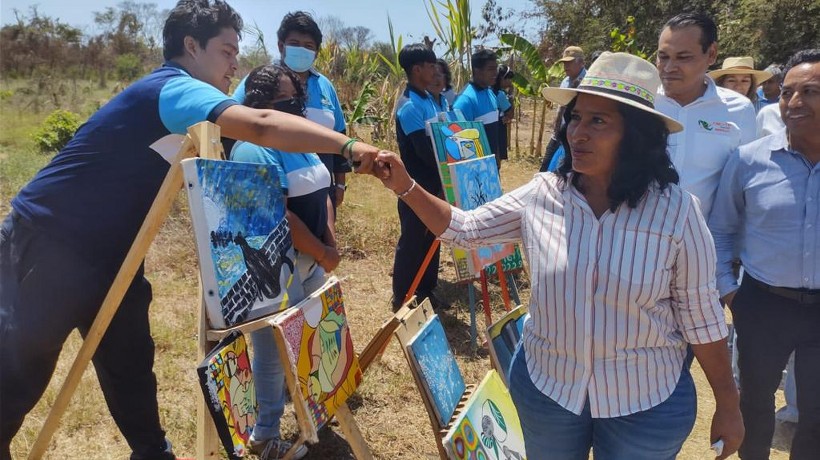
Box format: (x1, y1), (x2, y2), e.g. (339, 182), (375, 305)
(249, 437), (308, 460)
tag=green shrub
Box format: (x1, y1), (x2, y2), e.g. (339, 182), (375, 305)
(115, 53), (142, 82)
(32, 109), (82, 154)
(0, 89), (13, 101)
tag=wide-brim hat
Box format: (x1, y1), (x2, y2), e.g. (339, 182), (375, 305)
(557, 46), (584, 62)
(708, 56), (772, 83)
(542, 51), (684, 133)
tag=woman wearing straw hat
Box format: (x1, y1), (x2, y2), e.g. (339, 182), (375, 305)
(709, 56), (773, 107)
(371, 52), (743, 459)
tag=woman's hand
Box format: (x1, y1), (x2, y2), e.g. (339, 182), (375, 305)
(710, 403), (744, 459)
(349, 142), (381, 174)
(317, 245), (340, 273)
(374, 150), (413, 194)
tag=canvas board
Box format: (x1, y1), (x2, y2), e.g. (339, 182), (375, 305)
(271, 276), (363, 441)
(197, 331), (257, 458)
(182, 158), (297, 329)
(406, 314), (466, 427)
(443, 370), (527, 460)
(487, 306), (529, 386)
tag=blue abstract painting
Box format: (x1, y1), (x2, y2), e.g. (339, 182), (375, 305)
(182, 158), (296, 329)
(407, 315), (466, 427)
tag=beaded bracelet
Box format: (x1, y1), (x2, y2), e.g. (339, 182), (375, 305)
(395, 179), (417, 199)
(341, 138), (357, 161)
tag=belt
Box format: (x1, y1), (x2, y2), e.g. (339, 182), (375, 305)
(746, 275), (820, 305)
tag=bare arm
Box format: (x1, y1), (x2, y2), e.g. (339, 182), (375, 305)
(691, 341), (744, 459)
(215, 105), (379, 173)
(375, 151), (452, 236)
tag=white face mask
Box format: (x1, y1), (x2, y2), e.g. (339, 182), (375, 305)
(283, 45), (316, 73)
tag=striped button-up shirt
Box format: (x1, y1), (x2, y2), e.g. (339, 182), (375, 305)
(440, 173), (728, 417)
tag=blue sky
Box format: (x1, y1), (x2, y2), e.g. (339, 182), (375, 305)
(1, 0), (539, 56)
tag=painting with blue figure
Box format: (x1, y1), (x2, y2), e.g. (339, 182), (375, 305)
(407, 315), (466, 427)
(182, 158), (297, 329)
(448, 155), (515, 273)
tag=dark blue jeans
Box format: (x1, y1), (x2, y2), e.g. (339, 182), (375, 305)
(508, 346), (696, 460)
(0, 212), (171, 460)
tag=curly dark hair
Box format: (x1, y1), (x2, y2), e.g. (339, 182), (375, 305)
(163, 0), (243, 61)
(556, 96), (679, 211)
(243, 64), (306, 113)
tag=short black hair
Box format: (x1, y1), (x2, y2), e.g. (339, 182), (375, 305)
(277, 11), (322, 48)
(472, 48), (498, 70)
(437, 58), (453, 90)
(493, 64), (514, 91)
(243, 63), (306, 111)
(662, 12), (717, 53)
(785, 49), (820, 75)
(556, 96), (679, 210)
(399, 44), (436, 78)
(163, 0), (243, 60)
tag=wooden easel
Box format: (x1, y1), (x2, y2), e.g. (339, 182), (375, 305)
(27, 122), (215, 459)
(393, 299), (476, 460)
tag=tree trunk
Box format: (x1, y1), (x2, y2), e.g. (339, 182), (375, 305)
(514, 97), (520, 155)
(536, 99), (548, 158)
(529, 98), (537, 157)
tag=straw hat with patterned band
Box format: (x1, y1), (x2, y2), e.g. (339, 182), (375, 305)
(542, 51), (684, 133)
(707, 56), (773, 83)
(557, 46), (584, 62)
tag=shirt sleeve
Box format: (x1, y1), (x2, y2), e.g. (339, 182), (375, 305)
(670, 195), (728, 344)
(708, 148), (746, 297)
(159, 76), (237, 134)
(452, 93), (475, 121)
(328, 83), (347, 133)
(397, 101), (427, 136)
(439, 177), (536, 247)
(229, 143), (289, 195)
(497, 91), (512, 112)
(231, 75), (248, 103)
(738, 102), (758, 145)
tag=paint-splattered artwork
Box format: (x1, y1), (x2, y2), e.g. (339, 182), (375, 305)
(444, 370), (527, 460)
(448, 156), (516, 274)
(197, 331), (257, 459)
(429, 122), (523, 279)
(272, 277), (362, 438)
(407, 314), (466, 427)
(182, 158), (296, 329)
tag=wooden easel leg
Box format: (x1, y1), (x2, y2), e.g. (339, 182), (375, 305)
(196, 288), (220, 460)
(27, 138), (197, 460)
(468, 283), (477, 351)
(495, 261), (512, 312)
(479, 272), (493, 330)
(335, 403), (373, 460)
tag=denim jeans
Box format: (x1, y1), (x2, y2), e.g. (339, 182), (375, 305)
(508, 346), (696, 460)
(249, 255), (325, 441)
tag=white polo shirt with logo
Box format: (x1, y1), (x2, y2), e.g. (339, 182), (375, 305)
(656, 78), (756, 218)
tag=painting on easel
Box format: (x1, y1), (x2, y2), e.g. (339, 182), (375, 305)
(182, 158), (296, 329)
(271, 277), (363, 442)
(407, 315), (466, 427)
(197, 331), (257, 458)
(443, 370), (527, 460)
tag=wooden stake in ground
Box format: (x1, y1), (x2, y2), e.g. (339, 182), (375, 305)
(27, 123), (213, 459)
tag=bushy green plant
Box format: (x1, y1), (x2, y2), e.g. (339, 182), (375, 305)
(32, 109), (81, 154)
(115, 53), (142, 82)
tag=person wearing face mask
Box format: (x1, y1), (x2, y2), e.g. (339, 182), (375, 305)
(234, 11), (350, 212)
(229, 63), (337, 460)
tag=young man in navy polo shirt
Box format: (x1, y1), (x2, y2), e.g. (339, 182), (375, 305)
(391, 44), (447, 311)
(453, 49), (503, 169)
(0, 1), (380, 458)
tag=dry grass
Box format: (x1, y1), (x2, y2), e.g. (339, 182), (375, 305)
(3, 90), (792, 458)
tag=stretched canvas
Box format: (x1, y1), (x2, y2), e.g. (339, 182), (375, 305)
(429, 121), (524, 279)
(448, 156), (515, 274)
(182, 158), (296, 329)
(271, 277), (362, 440)
(406, 315), (466, 427)
(487, 306), (530, 386)
(197, 331), (257, 459)
(444, 370), (527, 460)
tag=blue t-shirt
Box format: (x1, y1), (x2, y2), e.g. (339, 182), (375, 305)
(229, 142), (330, 241)
(453, 82), (502, 158)
(495, 89), (512, 112)
(233, 68), (350, 178)
(12, 62), (236, 267)
(396, 86), (441, 193)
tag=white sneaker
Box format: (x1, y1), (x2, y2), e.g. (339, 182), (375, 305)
(249, 437), (308, 460)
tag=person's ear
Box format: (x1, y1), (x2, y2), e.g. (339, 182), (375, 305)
(183, 36), (199, 57)
(278, 41), (285, 56)
(706, 43), (718, 66)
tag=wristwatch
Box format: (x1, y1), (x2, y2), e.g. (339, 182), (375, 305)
(336, 183), (347, 191)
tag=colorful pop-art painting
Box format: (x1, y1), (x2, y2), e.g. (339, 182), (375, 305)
(182, 158), (296, 329)
(407, 315), (466, 427)
(444, 370), (527, 460)
(272, 277), (362, 436)
(197, 332), (257, 459)
(428, 122), (524, 279)
(448, 156), (516, 274)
